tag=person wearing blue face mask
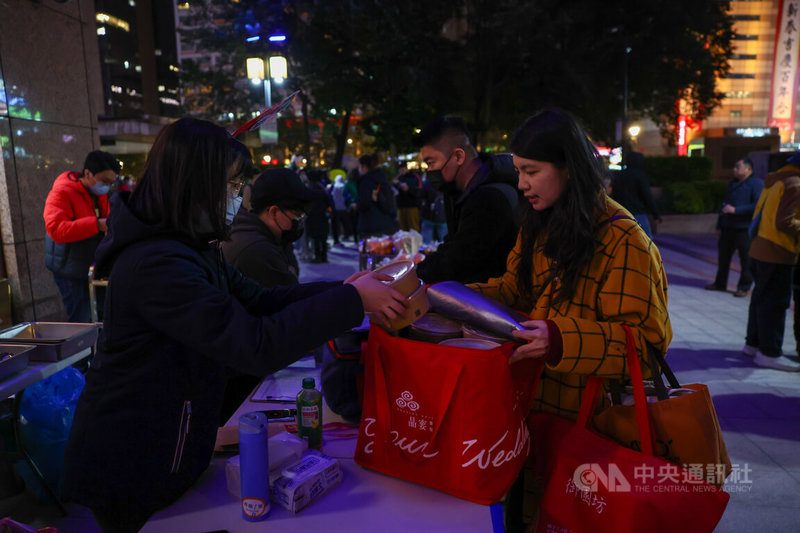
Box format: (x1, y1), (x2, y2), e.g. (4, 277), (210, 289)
(62, 118), (406, 531)
(44, 150), (120, 322)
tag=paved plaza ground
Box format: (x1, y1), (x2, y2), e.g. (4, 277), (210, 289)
(2, 232), (798, 531)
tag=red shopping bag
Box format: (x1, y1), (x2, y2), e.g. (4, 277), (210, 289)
(354, 325), (540, 504)
(528, 326), (729, 532)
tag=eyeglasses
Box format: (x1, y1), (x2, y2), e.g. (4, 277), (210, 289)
(280, 208), (307, 224)
(227, 176), (245, 198)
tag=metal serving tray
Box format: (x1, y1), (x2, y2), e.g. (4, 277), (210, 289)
(0, 322), (99, 362)
(0, 344), (34, 380)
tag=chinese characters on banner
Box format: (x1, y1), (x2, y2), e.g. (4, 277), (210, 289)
(769, 0), (800, 139)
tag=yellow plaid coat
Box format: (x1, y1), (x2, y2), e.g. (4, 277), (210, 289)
(470, 197), (672, 420)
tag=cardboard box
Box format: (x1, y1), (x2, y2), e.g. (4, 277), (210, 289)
(271, 450), (342, 513)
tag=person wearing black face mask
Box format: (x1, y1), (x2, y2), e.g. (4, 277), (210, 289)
(413, 116), (524, 285)
(220, 167), (323, 422)
(222, 167), (324, 289)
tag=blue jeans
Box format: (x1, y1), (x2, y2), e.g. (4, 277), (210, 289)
(633, 214), (652, 239)
(53, 275), (91, 323)
(421, 220), (448, 244)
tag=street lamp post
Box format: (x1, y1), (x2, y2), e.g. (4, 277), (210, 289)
(246, 55), (287, 145)
(622, 44), (632, 149)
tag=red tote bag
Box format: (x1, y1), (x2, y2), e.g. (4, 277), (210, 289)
(354, 325), (540, 504)
(528, 326), (729, 533)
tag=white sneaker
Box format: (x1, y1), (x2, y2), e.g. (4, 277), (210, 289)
(742, 344), (757, 358)
(754, 351), (800, 372)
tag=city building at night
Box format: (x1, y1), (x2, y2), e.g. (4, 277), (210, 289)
(638, 0), (800, 179)
(95, 0), (182, 162)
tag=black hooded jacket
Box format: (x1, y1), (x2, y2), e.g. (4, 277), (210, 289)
(416, 153), (523, 284)
(221, 207), (300, 287)
(62, 192), (363, 517)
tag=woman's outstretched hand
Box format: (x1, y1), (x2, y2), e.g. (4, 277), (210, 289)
(509, 319), (549, 364)
(346, 271), (408, 328)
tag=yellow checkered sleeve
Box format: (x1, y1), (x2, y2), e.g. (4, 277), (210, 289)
(471, 198), (672, 420)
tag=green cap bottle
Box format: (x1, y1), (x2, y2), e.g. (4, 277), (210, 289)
(296, 377), (322, 450)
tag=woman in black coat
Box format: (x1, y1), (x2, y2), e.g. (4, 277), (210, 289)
(61, 118), (406, 532)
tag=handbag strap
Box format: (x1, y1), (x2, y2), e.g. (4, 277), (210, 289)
(371, 334), (464, 463)
(645, 342), (680, 401)
(576, 325), (655, 456)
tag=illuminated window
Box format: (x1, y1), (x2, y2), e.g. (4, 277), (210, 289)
(730, 110), (743, 117)
(724, 90), (753, 98)
(178, 2), (190, 9)
(96, 13), (130, 32)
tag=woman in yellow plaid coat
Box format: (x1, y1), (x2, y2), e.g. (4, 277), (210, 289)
(469, 108), (672, 528)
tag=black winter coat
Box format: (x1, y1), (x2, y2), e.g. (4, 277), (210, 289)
(356, 168), (396, 236)
(221, 207), (300, 287)
(62, 192), (363, 518)
(416, 153), (522, 284)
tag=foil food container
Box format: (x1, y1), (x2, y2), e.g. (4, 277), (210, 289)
(437, 338), (501, 350)
(373, 260), (420, 297)
(0, 322), (99, 361)
(408, 313), (463, 343)
(0, 344), (34, 380)
(426, 281), (529, 341)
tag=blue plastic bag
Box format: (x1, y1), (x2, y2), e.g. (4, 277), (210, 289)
(17, 366), (85, 500)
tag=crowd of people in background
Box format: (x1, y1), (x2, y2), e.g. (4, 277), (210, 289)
(273, 152), (450, 265)
(44, 137), (800, 379)
(34, 109), (800, 533)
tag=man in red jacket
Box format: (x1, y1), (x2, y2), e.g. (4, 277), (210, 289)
(44, 151), (120, 322)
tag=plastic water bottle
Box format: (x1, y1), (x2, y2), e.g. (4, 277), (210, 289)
(296, 377), (322, 450)
(239, 411), (270, 521)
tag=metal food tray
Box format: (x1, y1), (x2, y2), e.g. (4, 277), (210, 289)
(0, 322), (99, 362)
(0, 344), (35, 380)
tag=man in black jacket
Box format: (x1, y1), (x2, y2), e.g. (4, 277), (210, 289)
(220, 167), (326, 420)
(222, 167), (323, 288)
(415, 117), (523, 284)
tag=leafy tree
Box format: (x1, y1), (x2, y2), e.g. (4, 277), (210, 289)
(284, 0), (457, 166)
(177, 0), (267, 127)
(452, 0), (732, 146)
(179, 0), (732, 158)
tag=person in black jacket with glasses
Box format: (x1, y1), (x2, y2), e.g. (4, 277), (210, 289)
(62, 117), (406, 533)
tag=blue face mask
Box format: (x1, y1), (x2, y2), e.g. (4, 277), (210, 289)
(89, 182), (111, 196)
(225, 195), (243, 226)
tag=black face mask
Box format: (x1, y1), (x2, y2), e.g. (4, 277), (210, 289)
(425, 152), (455, 191)
(279, 211), (306, 245)
(425, 169), (447, 191)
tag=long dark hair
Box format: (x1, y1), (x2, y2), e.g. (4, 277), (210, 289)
(510, 108), (607, 305)
(130, 117), (250, 241)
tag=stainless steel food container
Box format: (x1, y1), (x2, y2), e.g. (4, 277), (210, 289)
(427, 281), (529, 340)
(0, 322), (99, 362)
(0, 344), (35, 380)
